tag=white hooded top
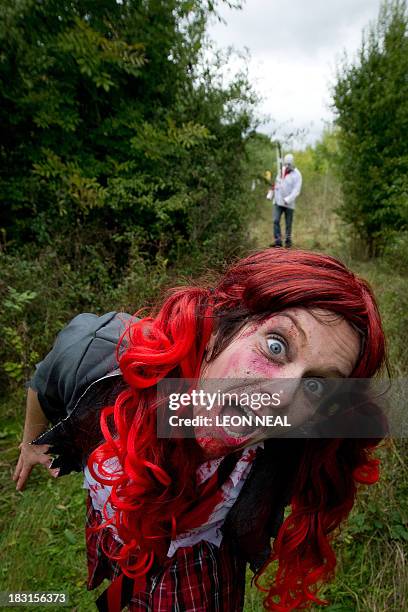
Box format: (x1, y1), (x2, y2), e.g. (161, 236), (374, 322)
(274, 166), (302, 210)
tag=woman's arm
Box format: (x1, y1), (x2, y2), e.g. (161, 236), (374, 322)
(13, 312), (130, 488)
(12, 388), (59, 491)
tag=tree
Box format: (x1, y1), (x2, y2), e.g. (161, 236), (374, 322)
(332, 0), (408, 254)
(0, 0), (254, 261)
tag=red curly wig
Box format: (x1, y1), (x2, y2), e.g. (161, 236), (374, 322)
(88, 248), (386, 611)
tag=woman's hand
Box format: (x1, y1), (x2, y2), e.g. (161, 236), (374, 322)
(13, 441), (59, 491)
(12, 387), (57, 491)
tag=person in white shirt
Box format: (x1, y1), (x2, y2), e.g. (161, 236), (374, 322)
(273, 153), (302, 247)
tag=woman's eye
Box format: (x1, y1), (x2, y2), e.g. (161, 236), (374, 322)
(266, 337), (286, 357)
(303, 378), (325, 398)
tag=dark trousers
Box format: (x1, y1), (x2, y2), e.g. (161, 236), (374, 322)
(273, 204), (294, 247)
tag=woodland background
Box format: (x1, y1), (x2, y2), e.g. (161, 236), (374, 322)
(0, 1), (407, 610)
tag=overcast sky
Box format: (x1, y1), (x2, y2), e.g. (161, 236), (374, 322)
(207, 0), (384, 147)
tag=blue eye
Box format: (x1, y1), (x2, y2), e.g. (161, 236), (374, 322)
(267, 337), (286, 356)
(303, 378), (325, 398)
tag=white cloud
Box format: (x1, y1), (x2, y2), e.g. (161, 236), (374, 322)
(207, 0), (384, 147)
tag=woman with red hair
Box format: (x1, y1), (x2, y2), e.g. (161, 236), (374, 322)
(14, 248), (386, 611)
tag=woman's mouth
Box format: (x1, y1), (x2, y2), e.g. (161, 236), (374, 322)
(218, 398), (259, 441)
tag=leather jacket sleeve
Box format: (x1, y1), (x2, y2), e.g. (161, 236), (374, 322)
(30, 311), (132, 474)
(30, 311), (131, 424)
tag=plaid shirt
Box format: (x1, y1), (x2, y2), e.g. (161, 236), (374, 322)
(86, 495), (247, 611)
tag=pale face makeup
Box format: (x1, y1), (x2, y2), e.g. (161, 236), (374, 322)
(195, 307), (361, 458)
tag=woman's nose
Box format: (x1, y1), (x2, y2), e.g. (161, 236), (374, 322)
(272, 378), (303, 411)
(270, 371), (321, 430)
(258, 364), (312, 418)
(271, 363), (307, 406)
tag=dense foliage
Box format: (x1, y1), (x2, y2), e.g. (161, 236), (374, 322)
(0, 0), (254, 257)
(332, 0), (408, 254)
(0, 0), (260, 390)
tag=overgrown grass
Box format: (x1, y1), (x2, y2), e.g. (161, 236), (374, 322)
(1, 170), (407, 611)
(0, 414), (100, 610)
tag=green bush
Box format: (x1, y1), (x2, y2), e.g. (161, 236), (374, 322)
(0, 0), (256, 260)
(332, 0), (408, 254)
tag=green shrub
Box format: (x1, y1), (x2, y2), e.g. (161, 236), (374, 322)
(332, 0), (408, 254)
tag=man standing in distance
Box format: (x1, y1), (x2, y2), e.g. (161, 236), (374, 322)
(273, 153), (302, 247)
